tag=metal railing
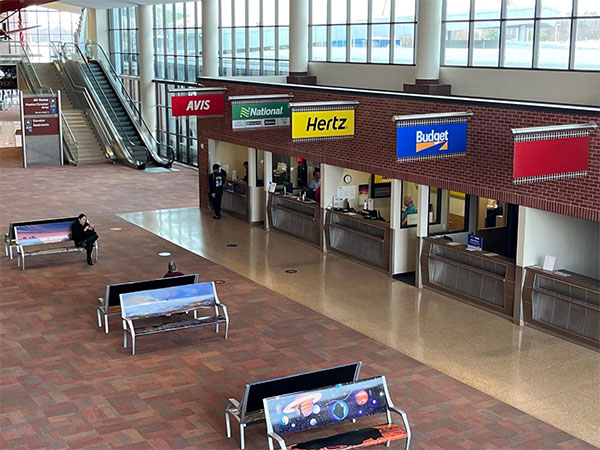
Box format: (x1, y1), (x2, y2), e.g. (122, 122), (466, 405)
(8, 40), (79, 165)
(61, 42), (150, 168)
(84, 42), (175, 166)
(50, 41), (117, 163)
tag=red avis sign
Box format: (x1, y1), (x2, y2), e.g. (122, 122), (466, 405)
(171, 94), (225, 117)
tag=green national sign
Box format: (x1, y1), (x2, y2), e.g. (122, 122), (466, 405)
(232, 101), (290, 129)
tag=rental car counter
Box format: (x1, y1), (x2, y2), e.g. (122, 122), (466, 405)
(222, 179), (249, 221)
(420, 236), (517, 318)
(324, 210), (392, 273)
(267, 193), (322, 247)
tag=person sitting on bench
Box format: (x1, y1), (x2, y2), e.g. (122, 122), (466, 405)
(71, 214), (98, 265)
(164, 261), (184, 278)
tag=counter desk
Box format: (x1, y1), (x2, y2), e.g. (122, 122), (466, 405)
(222, 180), (248, 221)
(420, 237), (516, 318)
(522, 267), (599, 349)
(267, 193), (322, 247)
(324, 210), (391, 273)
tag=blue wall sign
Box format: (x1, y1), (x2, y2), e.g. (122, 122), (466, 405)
(396, 122), (468, 160)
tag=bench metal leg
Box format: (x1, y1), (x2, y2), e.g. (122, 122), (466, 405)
(97, 309), (102, 328)
(225, 411), (231, 438)
(131, 335), (136, 355)
(240, 424), (245, 450)
(94, 242), (99, 262)
(9, 245), (13, 260)
(105, 314), (109, 333)
(224, 320), (229, 340)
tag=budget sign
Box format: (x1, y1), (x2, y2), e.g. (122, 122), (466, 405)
(396, 122), (467, 160)
(171, 94), (225, 117)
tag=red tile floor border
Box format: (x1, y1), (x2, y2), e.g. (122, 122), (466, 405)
(0, 149), (594, 449)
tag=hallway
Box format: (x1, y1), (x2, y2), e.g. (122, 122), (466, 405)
(120, 206), (600, 447)
(0, 155), (597, 448)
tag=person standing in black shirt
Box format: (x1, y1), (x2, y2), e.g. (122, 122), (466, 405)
(71, 213), (98, 265)
(208, 163), (226, 219)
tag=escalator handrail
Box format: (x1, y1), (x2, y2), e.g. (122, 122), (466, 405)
(50, 41), (117, 163)
(84, 42), (175, 165)
(61, 42), (149, 167)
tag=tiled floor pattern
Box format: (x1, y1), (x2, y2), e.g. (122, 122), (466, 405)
(0, 149), (595, 449)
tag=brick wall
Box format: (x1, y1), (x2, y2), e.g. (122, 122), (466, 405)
(196, 79), (600, 222)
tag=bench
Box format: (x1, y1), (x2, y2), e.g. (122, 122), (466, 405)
(226, 362), (362, 449)
(120, 281), (229, 355)
(97, 274), (199, 333)
(263, 376), (411, 450)
(5, 217), (78, 260)
(12, 219), (98, 270)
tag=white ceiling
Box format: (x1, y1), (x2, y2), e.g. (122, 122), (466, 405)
(59, 0), (197, 9)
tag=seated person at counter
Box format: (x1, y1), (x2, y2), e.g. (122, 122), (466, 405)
(242, 161), (248, 183)
(308, 169), (321, 190)
(401, 196), (417, 226)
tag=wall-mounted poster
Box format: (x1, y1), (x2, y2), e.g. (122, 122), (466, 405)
(0, 65), (18, 90)
(370, 174), (391, 198)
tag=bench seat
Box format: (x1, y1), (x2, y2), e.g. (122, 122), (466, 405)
(288, 424), (408, 450)
(22, 246), (84, 257)
(134, 315), (227, 336)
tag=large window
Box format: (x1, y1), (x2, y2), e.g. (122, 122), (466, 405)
(1, 6), (80, 61)
(442, 0), (600, 70)
(154, 2), (203, 82)
(108, 7), (140, 107)
(219, 0), (290, 75)
(309, 0), (417, 64)
(155, 80), (199, 166)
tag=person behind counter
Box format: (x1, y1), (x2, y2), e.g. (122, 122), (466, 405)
(401, 196), (417, 226)
(209, 163), (227, 219)
(308, 169), (321, 190)
(242, 161), (248, 183)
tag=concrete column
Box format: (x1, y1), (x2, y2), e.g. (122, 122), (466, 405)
(287, 0), (316, 85)
(415, 184), (430, 287)
(404, 0), (451, 95)
(202, 0), (219, 77)
(137, 5), (156, 135)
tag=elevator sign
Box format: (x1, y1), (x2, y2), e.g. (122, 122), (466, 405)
(171, 93), (225, 117)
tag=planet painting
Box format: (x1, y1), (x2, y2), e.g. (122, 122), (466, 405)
(283, 392), (323, 418)
(355, 389), (368, 405)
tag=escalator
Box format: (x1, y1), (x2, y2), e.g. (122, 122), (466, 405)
(84, 61), (150, 166)
(61, 42), (174, 170)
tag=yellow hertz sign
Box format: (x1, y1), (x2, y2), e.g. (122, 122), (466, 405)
(292, 109), (355, 140)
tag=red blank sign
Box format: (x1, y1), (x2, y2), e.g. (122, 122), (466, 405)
(513, 136), (589, 181)
(171, 94), (224, 117)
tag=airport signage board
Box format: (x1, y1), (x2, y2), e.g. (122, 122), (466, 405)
(513, 136), (589, 183)
(396, 122), (467, 161)
(23, 96), (58, 116)
(231, 101), (290, 129)
(291, 109), (355, 141)
(171, 93), (225, 117)
(24, 117), (60, 136)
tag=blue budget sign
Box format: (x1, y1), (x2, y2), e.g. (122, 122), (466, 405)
(396, 122), (468, 160)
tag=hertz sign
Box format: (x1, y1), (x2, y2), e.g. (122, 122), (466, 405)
(291, 108), (356, 142)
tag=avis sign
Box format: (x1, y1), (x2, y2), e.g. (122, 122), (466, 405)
(171, 94), (225, 117)
(292, 109), (355, 142)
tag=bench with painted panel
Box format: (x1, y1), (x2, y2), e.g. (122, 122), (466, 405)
(225, 362), (362, 449)
(97, 274), (199, 333)
(14, 219), (98, 270)
(5, 217), (76, 259)
(263, 376), (411, 450)
(120, 281), (229, 355)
